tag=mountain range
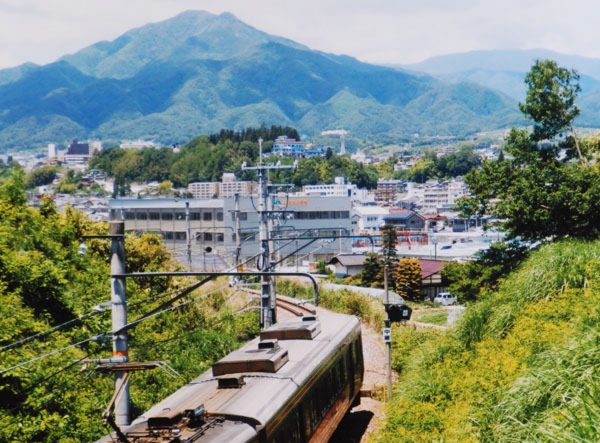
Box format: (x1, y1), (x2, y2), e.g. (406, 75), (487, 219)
(1, 10), (598, 151)
(402, 50), (600, 128)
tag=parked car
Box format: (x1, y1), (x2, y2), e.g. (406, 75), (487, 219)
(434, 292), (457, 306)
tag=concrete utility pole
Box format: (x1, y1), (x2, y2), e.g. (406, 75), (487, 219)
(110, 221), (130, 426)
(234, 193), (241, 268)
(242, 138), (295, 329)
(383, 265), (392, 401)
(186, 202), (192, 271)
(257, 139), (273, 329)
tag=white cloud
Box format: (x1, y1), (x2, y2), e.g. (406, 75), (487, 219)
(2, 0), (600, 69)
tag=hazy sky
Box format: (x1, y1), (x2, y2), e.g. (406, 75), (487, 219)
(1, 0), (599, 70)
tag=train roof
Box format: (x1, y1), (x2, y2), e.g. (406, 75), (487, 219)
(128, 310), (360, 430)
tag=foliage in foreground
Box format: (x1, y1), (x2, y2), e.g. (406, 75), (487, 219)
(0, 167), (260, 442)
(369, 239), (600, 443)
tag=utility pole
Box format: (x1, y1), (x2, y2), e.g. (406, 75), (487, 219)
(383, 265), (392, 401)
(110, 220), (130, 426)
(257, 139), (273, 329)
(242, 138), (295, 329)
(185, 202), (192, 271)
(267, 186), (277, 326)
(234, 193), (241, 268)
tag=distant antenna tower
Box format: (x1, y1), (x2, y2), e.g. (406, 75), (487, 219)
(320, 129), (347, 155)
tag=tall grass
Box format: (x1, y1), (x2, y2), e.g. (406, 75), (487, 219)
(492, 331), (600, 443)
(370, 239), (600, 443)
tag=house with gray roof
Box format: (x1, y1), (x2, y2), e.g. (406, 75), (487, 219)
(327, 254), (369, 278)
(382, 209), (425, 231)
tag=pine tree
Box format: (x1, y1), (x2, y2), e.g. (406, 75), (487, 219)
(378, 224), (399, 286)
(360, 252), (383, 287)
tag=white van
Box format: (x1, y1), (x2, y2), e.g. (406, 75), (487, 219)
(434, 292), (457, 306)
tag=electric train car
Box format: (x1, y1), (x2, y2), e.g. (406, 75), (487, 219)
(96, 310), (364, 443)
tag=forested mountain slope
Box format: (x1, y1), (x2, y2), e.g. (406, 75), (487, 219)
(0, 10), (523, 150)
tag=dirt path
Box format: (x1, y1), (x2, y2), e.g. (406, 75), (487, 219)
(275, 298), (389, 443)
(329, 323), (388, 443)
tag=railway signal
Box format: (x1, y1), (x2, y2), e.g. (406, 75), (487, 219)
(385, 303), (412, 322)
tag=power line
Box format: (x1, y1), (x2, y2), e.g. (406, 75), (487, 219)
(0, 261), (257, 374)
(0, 337), (102, 375)
(130, 286), (257, 353)
(1, 354), (96, 414)
(0, 285), (193, 355)
(123, 284), (232, 334)
(0, 306), (109, 354)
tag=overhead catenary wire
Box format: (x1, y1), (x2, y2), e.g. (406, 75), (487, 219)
(0, 274), (247, 375)
(1, 248), (265, 375)
(6, 292), (253, 414)
(0, 306), (110, 354)
(0, 284), (205, 357)
(1, 282), (242, 401)
(120, 283), (233, 336)
(0, 336), (100, 375)
(131, 290), (258, 353)
(1, 353), (95, 414)
(0, 285), (181, 354)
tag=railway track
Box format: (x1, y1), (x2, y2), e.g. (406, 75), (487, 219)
(240, 288), (317, 317)
(276, 294), (317, 317)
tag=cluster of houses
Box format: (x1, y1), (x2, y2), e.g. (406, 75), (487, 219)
(20, 135), (500, 301)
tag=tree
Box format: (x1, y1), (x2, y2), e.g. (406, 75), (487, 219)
(0, 166), (259, 442)
(395, 257), (422, 301)
(25, 166), (57, 189)
(461, 59), (600, 242)
(374, 155), (397, 179)
(442, 240), (530, 302)
(360, 252), (383, 287)
(56, 169), (84, 194)
(378, 224), (399, 286)
(406, 156), (437, 183)
(157, 180), (173, 196)
(520, 59), (582, 161)
(436, 146), (482, 177)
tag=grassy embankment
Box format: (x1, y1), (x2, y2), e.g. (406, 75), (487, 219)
(369, 239), (600, 443)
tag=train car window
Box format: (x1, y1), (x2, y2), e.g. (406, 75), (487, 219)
(336, 360), (343, 390)
(273, 408), (303, 443)
(345, 345), (352, 380)
(356, 336), (364, 369)
(352, 336), (363, 367)
(307, 395), (319, 432)
(289, 408), (304, 443)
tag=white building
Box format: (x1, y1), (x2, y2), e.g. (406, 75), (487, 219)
(302, 177), (356, 198)
(351, 205), (389, 233)
(108, 195), (353, 270)
(187, 182), (219, 199)
(187, 174), (257, 199)
(120, 140), (160, 149)
(421, 180), (469, 213)
(48, 143), (57, 158)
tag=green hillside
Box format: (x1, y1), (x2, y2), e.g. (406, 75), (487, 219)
(374, 239), (600, 442)
(0, 167), (263, 442)
(0, 10), (524, 151)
